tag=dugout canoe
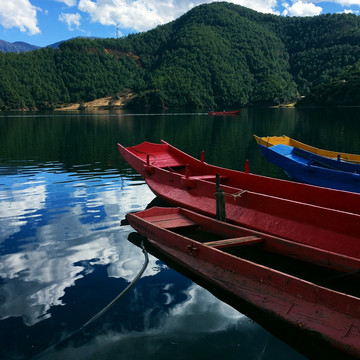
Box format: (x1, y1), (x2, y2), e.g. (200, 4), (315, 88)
(126, 206), (360, 359)
(117, 140), (360, 258)
(254, 135), (360, 164)
(208, 110), (241, 116)
(255, 142), (360, 193)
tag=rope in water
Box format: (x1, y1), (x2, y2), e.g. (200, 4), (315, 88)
(81, 240), (149, 328)
(31, 240), (149, 359)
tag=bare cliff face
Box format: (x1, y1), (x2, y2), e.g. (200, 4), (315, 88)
(55, 91), (136, 111)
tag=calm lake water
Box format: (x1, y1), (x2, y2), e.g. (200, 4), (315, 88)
(1, 108), (360, 360)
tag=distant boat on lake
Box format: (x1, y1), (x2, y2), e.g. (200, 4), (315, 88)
(208, 110), (241, 116)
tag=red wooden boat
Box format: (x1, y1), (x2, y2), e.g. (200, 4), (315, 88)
(208, 110), (241, 116)
(117, 140), (360, 258)
(127, 206), (360, 358)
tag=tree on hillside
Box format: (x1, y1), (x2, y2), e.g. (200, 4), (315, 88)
(1, 2), (360, 110)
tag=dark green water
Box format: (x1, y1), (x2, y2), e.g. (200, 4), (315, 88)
(1, 108), (359, 360)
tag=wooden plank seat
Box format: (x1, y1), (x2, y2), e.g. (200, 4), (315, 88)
(152, 154), (186, 168)
(205, 236), (263, 249)
(159, 162), (186, 169)
(146, 214), (198, 229)
(180, 174), (229, 188)
(182, 174), (229, 181)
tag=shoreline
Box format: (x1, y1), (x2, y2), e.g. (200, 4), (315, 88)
(55, 91), (135, 111)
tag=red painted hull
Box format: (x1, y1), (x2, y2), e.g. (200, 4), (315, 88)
(208, 110), (241, 115)
(127, 207), (360, 358)
(117, 141), (360, 258)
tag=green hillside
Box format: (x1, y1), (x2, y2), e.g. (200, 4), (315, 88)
(1, 2), (360, 110)
(296, 60), (360, 106)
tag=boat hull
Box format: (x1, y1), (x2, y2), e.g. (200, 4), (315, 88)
(254, 134), (360, 164)
(257, 143), (360, 193)
(208, 110), (241, 116)
(118, 141), (360, 259)
(127, 207), (360, 359)
(118, 140), (360, 214)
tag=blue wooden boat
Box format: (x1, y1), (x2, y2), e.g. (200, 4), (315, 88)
(254, 135), (360, 164)
(255, 143), (360, 193)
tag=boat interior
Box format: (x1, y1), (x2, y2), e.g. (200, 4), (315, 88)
(149, 210), (360, 299)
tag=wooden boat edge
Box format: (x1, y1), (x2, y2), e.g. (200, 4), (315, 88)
(126, 207), (360, 358)
(254, 134), (360, 163)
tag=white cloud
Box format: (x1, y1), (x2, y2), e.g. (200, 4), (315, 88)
(56, 0), (78, 6)
(224, 0), (280, 14)
(78, 0), (177, 33)
(77, 0), (281, 33)
(341, 0), (360, 4)
(342, 8), (359, 12)
(74, 0), (360, 33)
(311, 0), (360, 5)
(0, 0), (41, 35)
(282, 1), (322, 16)
(59, 12), (82, 30)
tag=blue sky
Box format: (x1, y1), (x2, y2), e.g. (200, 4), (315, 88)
(0, 0), (359, 47)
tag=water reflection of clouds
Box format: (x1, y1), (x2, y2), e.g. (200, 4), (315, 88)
(0, 183), (46, 240)
(0, 255), (83, 325)
(166, 284), (243, 332)
(0, 168), (156, 326)
(40, 285), (251, 360)
(0, 230), (160, 326)
(38, 284), (304, 360)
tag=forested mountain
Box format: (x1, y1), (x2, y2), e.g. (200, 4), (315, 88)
(0, 40), (40, 53)
(296, 60), (360, 106)
(1, 2), (360, 110)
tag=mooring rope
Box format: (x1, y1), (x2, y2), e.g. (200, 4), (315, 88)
(213, 190), (247, 198)
(129, 146), (157, 165)
(214, 190), (247, 199)
(226, 190), (247, 199)
(81, 241), (149, 328)
(31, 241), (149, 359)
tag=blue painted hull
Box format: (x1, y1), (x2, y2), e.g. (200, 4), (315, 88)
(258, 144), (360, 193)
(293, 147), (360, 172)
